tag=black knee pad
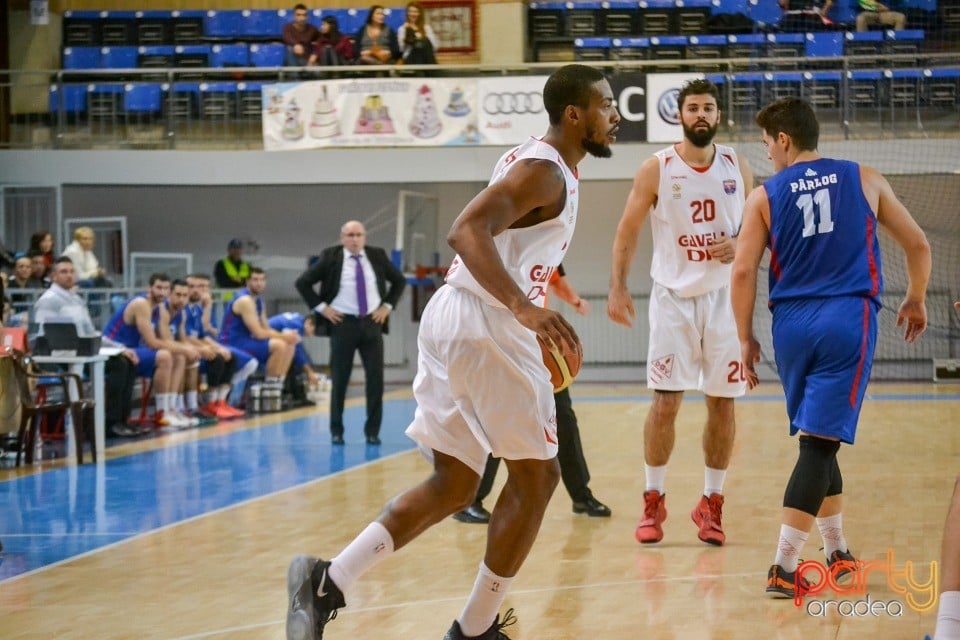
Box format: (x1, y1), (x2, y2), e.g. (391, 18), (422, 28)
(783, 436), (842, 516)
(825, 456), (843, 497)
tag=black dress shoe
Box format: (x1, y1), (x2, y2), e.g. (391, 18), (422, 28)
(572, 493), (612, 517)
(365, 436), (381, 445)
(331, 434), (345, 445)
(452, 501), (491, 524)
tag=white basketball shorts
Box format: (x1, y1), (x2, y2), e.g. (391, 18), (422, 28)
(646, 282), (746, 397)
(405, 285), (559, 477)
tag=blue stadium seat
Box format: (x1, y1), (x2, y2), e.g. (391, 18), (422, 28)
(801, 70), (842, 108)
(611, 37), (650, 61)
(764, 71), (803, 102)
(885, 68), (924, 106)
(766, 32), (805, 69)
(203, 10), (243, 40)
(638, 0), (674, 36)
(249, 43), (285, 67)
(211, 44), (249, 67)
(730, 72), (766, 113)
(307, 9), (324, 29)
(383, 7), (407, 32)
(574, 37), (611, 61)
(711, 0), (748, 15)
(86, 84), (125, 119)
(677, 0), (712, 35)
(564, 2), (602, 38)
(123, 83), (163, 113)
(199, 82), (238, 119)
(62, 46), (102, 70)
(100, 11), (137, 47)
(844, 30), (883, 67)
(649, 35), (688, 71)
(924, 68), (960, 107)
(339, 8), (368, 36)
(175, 45), (212, 66)
(688, 35), (728, 72)
(63, 11), (102, 47)
(165, 82), (200, 118)
(171, 10), (205, 45)
(884, 29), (924, 65)
(602, 1), (639, 36)
(747, 0), (782, 30)
(137, 45), (175, 69)
(805, 32), (844, 69)
(237, 81), (265, 118)
(845, 70), (883, 108)
(100, 46), (138, 69)
(48, 84), (88, 113)
(828, 0), (859, 27)
(241, 9), (282, 39)
(135, 11), (173, 46)
(727, 33), (765, 65)
(528, 3), (566, 40)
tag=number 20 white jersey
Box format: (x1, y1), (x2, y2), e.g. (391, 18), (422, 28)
(444, 136), (579, 309)
(649, 143), (745, 298)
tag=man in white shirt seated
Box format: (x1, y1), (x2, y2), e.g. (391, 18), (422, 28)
(33, 256), (144, 437)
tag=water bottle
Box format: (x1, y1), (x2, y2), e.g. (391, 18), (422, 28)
(249, 384), (262, 413)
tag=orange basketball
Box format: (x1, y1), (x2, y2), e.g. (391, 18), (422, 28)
(537, 336), (583, 392)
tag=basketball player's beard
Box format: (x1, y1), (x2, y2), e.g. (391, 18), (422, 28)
(582, 126), (613, 158)
(683, 121), (718, 148)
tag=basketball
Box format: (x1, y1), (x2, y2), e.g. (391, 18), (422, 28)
(538, 336), (583, 392)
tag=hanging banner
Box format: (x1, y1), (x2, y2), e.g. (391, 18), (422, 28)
(645, 73), (704, 143)
(262, 78), (481, 151)
(476, 75), (551, 145)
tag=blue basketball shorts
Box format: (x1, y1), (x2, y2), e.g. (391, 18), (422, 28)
(772, 296), (878, 444)
(226, 337), (271, 366)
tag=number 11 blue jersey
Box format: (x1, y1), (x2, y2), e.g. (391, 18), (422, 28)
(763, 158), (883, 307)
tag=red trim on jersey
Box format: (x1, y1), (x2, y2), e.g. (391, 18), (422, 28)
(722, 153), (735, 166)
(848, 298), (870, 408)
(769, 234), (782, 281)
(691, 165), (710, 174)
(664, 155), (672, 167)
(865, 212), (879, 296)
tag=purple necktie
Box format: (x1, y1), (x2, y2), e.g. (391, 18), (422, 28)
(352, 254), (368, 316)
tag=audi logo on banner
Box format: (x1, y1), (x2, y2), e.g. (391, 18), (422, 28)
(483, 92), (544, 115)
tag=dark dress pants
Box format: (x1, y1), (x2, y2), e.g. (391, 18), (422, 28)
(476, 387), (592, 503)
(104, 354), (136, 426)
(328, 316), (384, 439)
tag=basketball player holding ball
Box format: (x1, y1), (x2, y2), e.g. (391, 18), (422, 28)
(285, 64), (619, 640)
(607, 78), (753, 548)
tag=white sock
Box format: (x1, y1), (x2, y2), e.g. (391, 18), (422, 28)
(185, 391), (198, 411)
(175, 394), (185, 412)
(645, 464), (667, 493)
(328, 522), (395, 595)
(774, 524), (809, 573)
(458, 562), (514, 637)
(232, 358), (258, 384)
(816, 513), (848, 557)
(156, 392), (174, 413)
(704, 466), (726, 497)
(935, 591), (960, 640)
(217, 386), (231, 401)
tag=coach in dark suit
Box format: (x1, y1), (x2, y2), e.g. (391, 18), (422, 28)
(295, 220), (406, 445)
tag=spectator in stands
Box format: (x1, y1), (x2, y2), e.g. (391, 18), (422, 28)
(398, 2), (438, 65)
(33, 256), (146, 438)
(104, 273), (199, 430)
(283, 3), (319, 67)
(7, 255), (43, 322)
(27, 251), (51, 288)
(219, 267), (299, 407)
(29, 230), (55, 277)
(357, 5), (400, 65)
(213, 238), (252, 290)
(778, 0), (835, 31)
(61, 226), (112, 288)
(856, 0), (906, 31)
(309, 15), (356, 66)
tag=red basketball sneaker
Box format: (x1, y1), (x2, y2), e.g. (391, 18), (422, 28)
(691, 493), (726, 546)
(635, 490), (667, 544)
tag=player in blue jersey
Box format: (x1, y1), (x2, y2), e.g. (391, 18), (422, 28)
(219, 267), (299, 403)
(268, 311), (320, 389)
(730, 97), (931, 598)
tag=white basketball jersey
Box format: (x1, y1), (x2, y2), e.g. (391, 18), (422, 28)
(445, 137), (579, 309)
(649, 143), (745, 298)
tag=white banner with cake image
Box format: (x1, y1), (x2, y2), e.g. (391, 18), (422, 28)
(262, 78), (482, 151)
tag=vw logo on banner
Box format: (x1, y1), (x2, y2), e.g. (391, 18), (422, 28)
(646, 72), (704, 143)
(478, 76), (550, 145)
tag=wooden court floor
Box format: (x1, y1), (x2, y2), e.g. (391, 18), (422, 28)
(0, 382), (957, 639)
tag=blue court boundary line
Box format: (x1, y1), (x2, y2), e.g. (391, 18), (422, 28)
(575, 393), (960, 403)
